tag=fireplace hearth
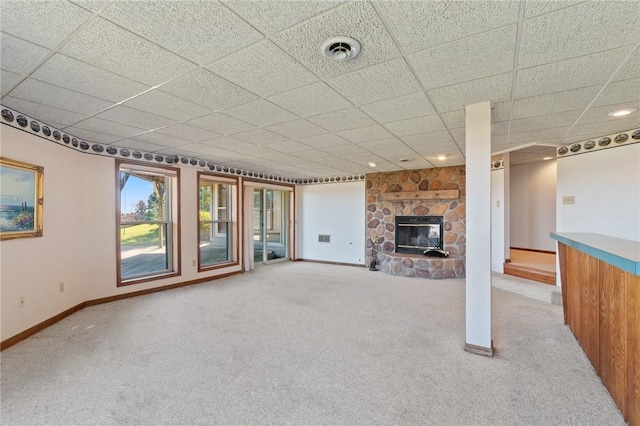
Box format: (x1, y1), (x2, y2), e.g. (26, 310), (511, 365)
(395, 216), (444, 254)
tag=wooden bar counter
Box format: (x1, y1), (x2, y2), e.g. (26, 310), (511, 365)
(551, 232), (640, 425)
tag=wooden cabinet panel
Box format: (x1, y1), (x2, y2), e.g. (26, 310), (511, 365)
(628, 274), (640, 426)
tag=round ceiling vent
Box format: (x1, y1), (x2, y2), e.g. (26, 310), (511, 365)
(321, 37), (361, 62)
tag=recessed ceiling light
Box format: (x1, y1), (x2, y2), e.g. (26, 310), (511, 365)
(368, 162), (377, 167)
(437, 155), (446, 161)
(607, 108), (637, 117)
(543, 156), (553, 160)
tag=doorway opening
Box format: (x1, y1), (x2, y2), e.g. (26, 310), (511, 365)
(253, 188), (289, 264)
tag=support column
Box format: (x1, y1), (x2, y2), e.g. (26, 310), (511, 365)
(465, 101), (493, 356)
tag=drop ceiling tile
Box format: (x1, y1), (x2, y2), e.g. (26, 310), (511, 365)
(186, 113), (254, 135)
(308, 107), (375, 132)
(413, 142), (460, 155)
(320, 144), (368, 156)
(298, 133), (349, 148)
(222, 100), (298, 127)
(95, 106), (175, 131)
(264, 140), (314, 154)
(6, 78), (112, 115)
(594, 78), (640, 107)
(273, 1), (400, 79)
(234, 145), (281, 157)
(375, 1), (519, 54)
(510, 110), (582, 133)
(439, 110), (466, 129)
(2, 96), (87, 126)
(155, 124), (221, 142)
(103, 0), (263, 65)
(231, 128), (288, 145)
(69, 0), (112, 12)
(292, 149), (333, 160)
(360, 92), (436, 123)
(510, 127), (568, 144)
(155, 147), (201, 157)
(409, 25), (516, 90)
(518, 2), (640, 68)
(269, 82), (351, 118)
(201, 136), (256, 151)
(578, 103), (640, 125)
(427, 73), (513, 113)
(614, 50), (640, 82)
(260, 153), (304, 165)
(207, 41), (318, 97)
(63, 126), (122, 144)
(449, 128), (466, 144)
(117, 139), (186, 153)
(0, 33), (51, 75)
(422, 152), (465, 166)
(524, 1), (586, 18)
(401, 130), (455, 147)
(512, 86), (600, 119)
(32, 54), (150, 102)
(1, 70), (21, 96)
(177, 143), (233, 156)
(357, 137), (406, 151)
(341, 152), (384, 164)
(160, 69), (258, 111)
(391, 158), (434, 170)
(375, 146), (421, 159)
(337, 125), (394, 143)
(265, 119), (327, 140)
(130, 132), (192, 148)
(515, 48), (629, 99)
(565, 117), (639, 139)
(492, 121), (510, 136)
(223, 0), (344, 35)
(72, 117), (145, 138)
(328, 58), (421, 106)
(313, 155), (362, 168)
(123, 90), (213, 122)
(383, 114), (446, 137)
(0, 0), (92, 49)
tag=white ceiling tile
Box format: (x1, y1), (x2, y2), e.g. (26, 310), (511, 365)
(400, 131), (455, 147)
(427, 73), (513, 113)
(231, 128), (288, 145)
(594, 78), (640, 107)
(71, 117), (145, 138)
(32, 54), (150, 102)
(111, 140), (168, 152)
(201, 136), (256, 151)
(160, 69), (258, 111)
(375, 146), (420, 159)
(234, 145), (281, 157)
(273, 1), (400, 79)
(492, 102), (512, 122)
(578, 103), (640, 125)
(518, 2), (640, 68)
(69, 0), (111, 12)
(2, 96), (87, 127)
(123, 90), (213, 122)
(337, 125), (394, 143)
(62, 126), (122, 144)
(328, 58), (421, 106)
(614, 50), (640, 82)
(130, 132), (192, 148)
(264, 140), (313, 154)
(510, 110), (582, 133)
(439, 110), (466, 129)
(357, 137), (406, 151)
(156, 124), (221, 142)
(292, 149), (333, 160)
(1, 70), (21, 96)
(96, 106), (176, 131)
(375, 1), (519, 53)
(62, 18), (198, 85)
(422, 152), (465, 166)
(510, 127), (569, 144)
(391, 158), (434, 170)
(155, 147), (201, 157)
(268, 82), (351, 117)
(320, 144), (368, 156)
(0, 0), (92, 49)
(224, 0), (344, 35)
(222, 100), (298, 127)
(207, 41), (318, 97)
(515, 48), (629, 99)
(103, 0), (263, 65)
(1, 33), (51, 75)
(524, 1), (587, 18)
(177, 143), (233, 156)
(7, 78), (112, 116)
(298, 133), (349, 148)
(512, 86), (600, 119)
(383, 114), (446, 137)
(449, 128), (465, 143)
(307, 107), (375, 132)
(265, 119), (327, 139)
(186, 113), (254, 135)
(492, 121), (510, 136)
(410, 25), (516, 90)
(360, 92), (436, 123)
(414, 143), (461, 155)
(260, 153), (305, 165)
(565, 117), (640, 140)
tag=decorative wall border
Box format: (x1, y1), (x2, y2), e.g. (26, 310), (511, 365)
(491, 160), (504, 171)
(0, 105), (366, 185)
(556, 128), (640, 158)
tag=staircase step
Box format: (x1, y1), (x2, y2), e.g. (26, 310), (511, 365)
(503, 263), (556, 285)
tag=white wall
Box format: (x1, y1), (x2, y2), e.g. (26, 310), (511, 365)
(297, 181), (365, 265)
(510, 160), (557, 252)
(491, 168), (505, 272)
(556, 143), (640, 242)
(0, 126), (242, 341)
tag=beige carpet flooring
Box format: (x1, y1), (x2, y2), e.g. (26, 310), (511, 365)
(0, 262), (623, 425)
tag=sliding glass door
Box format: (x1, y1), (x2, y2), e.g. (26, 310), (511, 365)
(253, 188), (288, 264)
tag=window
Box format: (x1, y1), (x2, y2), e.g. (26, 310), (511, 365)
(198, 173), (237, 269)
(118, 162), (179, 285)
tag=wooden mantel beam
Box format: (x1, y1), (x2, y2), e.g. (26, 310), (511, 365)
(379, 189), (459, 201)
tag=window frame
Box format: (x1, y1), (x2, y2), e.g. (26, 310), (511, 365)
(116, 160), (181, 286)
(197, 172), (239, 271)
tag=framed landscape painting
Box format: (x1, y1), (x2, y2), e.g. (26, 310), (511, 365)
(0, 157), (44, 240)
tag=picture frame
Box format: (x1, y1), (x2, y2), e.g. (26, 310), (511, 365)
(0, 157), (44, 240)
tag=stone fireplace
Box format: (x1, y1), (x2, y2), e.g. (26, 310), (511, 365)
(395, 216), (444, 254)
(366, 167), (466, 278)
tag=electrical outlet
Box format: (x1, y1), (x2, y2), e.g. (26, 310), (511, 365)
(562, 196), (575, 205)
(59, 282), (64, 293)
(18, 297), (25, 309)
